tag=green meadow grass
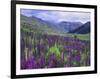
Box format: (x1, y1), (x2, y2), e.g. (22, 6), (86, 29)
(21, 25), (90, 41)
(65, 33), (90, 41)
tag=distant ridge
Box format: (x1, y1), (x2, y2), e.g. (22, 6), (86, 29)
(21, 14), (89, 34)
(69, 22), (90, 34)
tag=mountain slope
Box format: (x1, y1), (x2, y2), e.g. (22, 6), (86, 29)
(21, 15), (88, 35)
(69, 22), (90, 34)
(58, 21), (83, 33)
(21, 15), (59, 34)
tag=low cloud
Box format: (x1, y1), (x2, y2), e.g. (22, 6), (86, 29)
(21, 9), (90, 23)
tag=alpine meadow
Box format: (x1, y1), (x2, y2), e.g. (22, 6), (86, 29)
(20, 9), (91, 69)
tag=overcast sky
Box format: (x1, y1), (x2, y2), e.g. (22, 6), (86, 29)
(21, 9), (91, 23)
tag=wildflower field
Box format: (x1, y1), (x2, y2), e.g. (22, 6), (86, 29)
(20, 9), (91, 69)
(21, 30), (90, 69)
